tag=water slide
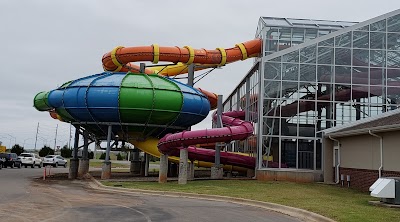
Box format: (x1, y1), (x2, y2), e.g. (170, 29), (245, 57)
(34, 39), (262, 171)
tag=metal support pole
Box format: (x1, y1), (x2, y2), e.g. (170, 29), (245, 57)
(69, 125), (80, 179)
(105, 125), (112, 162)
(78, 129), (90, 177)
(211, 95), (224, 179)
(145, 153), (149, 177)
(101, 125), (112, 179)
(140, 63), (146, 73)
(159, 154), (169, 183)
(178, 148), (188, 184)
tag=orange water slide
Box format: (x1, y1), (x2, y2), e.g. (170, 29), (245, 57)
(101, 39), (262, 74)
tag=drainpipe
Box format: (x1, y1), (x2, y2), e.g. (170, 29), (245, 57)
(368, 130), (383, 178)
(329, 135), (340, 184)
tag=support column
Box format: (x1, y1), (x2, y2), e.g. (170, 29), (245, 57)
(211, 95), (224, 179)
(144, 153), (149, 177)
(101, 125), (112, 179)
(178, 148), (188, 184)
(78, 130), (90, 177)
(69, 126), (79, 179)
(188, 161), (195, 181)
(130, 148), (141, 175)
(159, 153), (168, 183)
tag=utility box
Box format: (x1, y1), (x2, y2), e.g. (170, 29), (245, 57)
(370, 177), (400, 205)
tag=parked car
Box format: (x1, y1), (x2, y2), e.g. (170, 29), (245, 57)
(0, 153), (21, 168)
(0, 157), (4, 169)
(19, 153), (43, 168)
(43, 155), (67, 167)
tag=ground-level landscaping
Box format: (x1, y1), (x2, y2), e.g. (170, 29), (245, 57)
(102, 180), (400, 222)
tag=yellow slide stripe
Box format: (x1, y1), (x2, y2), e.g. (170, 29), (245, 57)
(152, 44), (159, 64)
(184, 45), (195, 65)
(235, 43), (248, 60)
(216, 47), (227, 66)
(111, 46), (124, 71)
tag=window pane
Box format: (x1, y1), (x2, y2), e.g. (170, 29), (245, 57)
(370, 19), (386, 31)
(353, 49), (369, 66)
(335, 32), (351, 47)
(387, 51), (400, 68)
(335, 66), (352, 84)
(356, 25), (369, 31)
(370, 32), (386, 49)
(387, 33), (400, 50)
(300, 45), (316, 63)
(282, 50), (299, 63)
(282, 81), (298, 96)
(335, 48), (351, 65)
(282, 63), (299, 81)
(317, 65), (333, 83)
(370, 50), (386, 67)
(318, 47), (334, 64)
(305, 29), (318, 40)
(352, 67), (369, 84)
(388, 14), (400, 33)
(300, 64), (316, 82)
(264, 80), (281, 98)
(265, 62), (281, 80)
(353, 31), (369, 48)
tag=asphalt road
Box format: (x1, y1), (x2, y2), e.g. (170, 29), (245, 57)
(0, 166), (301, 222)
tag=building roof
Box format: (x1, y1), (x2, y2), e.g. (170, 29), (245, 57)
(324, 108), (400, 137)
(260, 17), (357, 29)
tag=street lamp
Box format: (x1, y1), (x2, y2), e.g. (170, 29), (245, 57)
(23, 138), (33, 148)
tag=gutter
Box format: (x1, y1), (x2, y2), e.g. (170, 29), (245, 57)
(368, 130), (383, 178)
(329, 135), (340, 184)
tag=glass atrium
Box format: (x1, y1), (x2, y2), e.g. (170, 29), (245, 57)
(224, 10), (400, 172)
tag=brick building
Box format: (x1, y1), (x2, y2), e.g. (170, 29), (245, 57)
(323, 109), (400, 191)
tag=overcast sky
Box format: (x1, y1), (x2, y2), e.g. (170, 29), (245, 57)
(1, 0), (400, 149)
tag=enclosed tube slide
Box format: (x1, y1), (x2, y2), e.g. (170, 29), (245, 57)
(101, 39), (262, 74)
(157, 111), (255, 169)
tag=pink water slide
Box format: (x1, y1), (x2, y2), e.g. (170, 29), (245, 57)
(157, 111), (256, 169)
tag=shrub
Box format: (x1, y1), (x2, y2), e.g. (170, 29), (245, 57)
(39, 146), (54, 157)
(116, 153), (123, 160)
(99, 152), (106, 160)
(11, 144), (24, 155)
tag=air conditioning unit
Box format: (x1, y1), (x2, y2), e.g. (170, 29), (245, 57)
(370, 177), (400, 205)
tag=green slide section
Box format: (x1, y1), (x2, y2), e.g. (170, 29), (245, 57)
(34, 91), (51, 111)
(119, 73), (183, 125)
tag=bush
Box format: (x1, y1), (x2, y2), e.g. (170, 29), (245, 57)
(99, 152), (106, 160)
(39, 146), (54, 157)
(11, 144), (24, 155)
(60, 145), (72, 158)
(116, 153), (123, 160)
(88, 151), (94, 159)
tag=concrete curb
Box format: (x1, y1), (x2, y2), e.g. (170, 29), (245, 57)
(88, 176), (335, 222)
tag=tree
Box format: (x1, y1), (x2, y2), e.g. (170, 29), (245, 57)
(88, 151), (94, 159)
(11, 144), (24, 155)
(39, 146), (54, 157)
(116, 153), (123, 160)
(99, 152), (106, 160)
(60, 145), (72, 158)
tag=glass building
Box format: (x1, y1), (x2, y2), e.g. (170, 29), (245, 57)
(224, 10), (400, 178)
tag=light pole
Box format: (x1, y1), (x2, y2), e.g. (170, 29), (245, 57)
(23, 138), (33, 148)
(4, 134), (16, 148)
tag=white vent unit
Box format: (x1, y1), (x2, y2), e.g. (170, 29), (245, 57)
(370, 177), (400, 205)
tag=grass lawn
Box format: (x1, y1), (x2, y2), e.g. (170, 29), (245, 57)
(89, 159), (129, 168)
(102, 180), (400, 222)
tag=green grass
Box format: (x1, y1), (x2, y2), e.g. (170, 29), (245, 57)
(102, 180), (400, 222)
(89, 159), (129, 168)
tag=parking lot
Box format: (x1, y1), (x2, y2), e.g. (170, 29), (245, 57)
(0, 166), (300, 222)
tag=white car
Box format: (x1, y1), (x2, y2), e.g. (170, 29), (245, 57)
(43, 155), (67, 167)
(19, 153), (43, 168)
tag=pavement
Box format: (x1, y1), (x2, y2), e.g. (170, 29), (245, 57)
(90, 174), (335, 222)
(0, 166), (311, 222)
